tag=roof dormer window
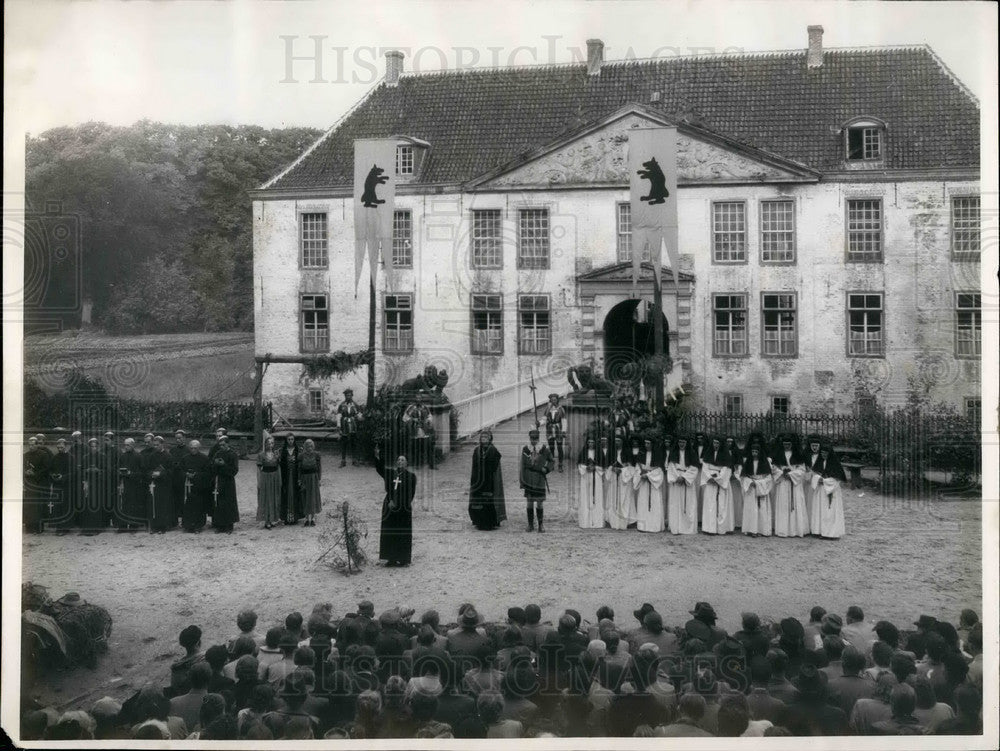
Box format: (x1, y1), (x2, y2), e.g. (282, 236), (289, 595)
(842, 117), (886, 163)
(393, 136), (430, 181)
(396, 145), (414, 175)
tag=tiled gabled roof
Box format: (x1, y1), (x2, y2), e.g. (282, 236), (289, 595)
(265, 46), (979, 191)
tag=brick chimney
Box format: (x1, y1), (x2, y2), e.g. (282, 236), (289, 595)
(385, 50), (404, 86)
(586, 39), (604, 76)
(807, 25), (824, 69)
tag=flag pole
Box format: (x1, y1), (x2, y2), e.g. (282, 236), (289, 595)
(367, 272), (376, 406)
(652, 257), (665, 411)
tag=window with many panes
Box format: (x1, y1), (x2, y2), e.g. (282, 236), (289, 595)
(760, 200), (796, 263)
(384, 294), (414, 352)
(392, 210), (413, 267)
(955, 293), (981, 357)
(771, 395), (790, 415)
(517, 208), (550, 269)
(300, 294), (329, 352)
(396, 145), (414, 175)
(846, 126), (882, 161)
(952, 196), (981, 256)
(471, 209), (503, 268)
(518, 295), (550, 354)
(616, 202), (650, 263)
(308, 388), (324, 414)
(713, 294), (748, 356)
(300, 213), (328, 268)
(965, 398), (982, 424)
(470, 294), (503, 354)
(712, 201), (746, 262)
(724, 394), (743, 416)
(846, 199), (882, 261)
(847, 293), (884, 357)
(761, 293), (797, 357)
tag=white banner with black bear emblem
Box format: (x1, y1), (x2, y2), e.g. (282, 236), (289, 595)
(628, 127), (679, 290)
(353, 139), (397, 290)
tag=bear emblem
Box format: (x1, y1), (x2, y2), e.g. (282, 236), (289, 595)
(361, 164), (388, 208)
(637, 157), (669, 205)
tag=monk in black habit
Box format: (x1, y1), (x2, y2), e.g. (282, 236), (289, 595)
(373, 444), (416, 567)
(182, 440), (212, 532)
(23, 436), (51, 534)
(211, 435), (240, 533)
(468, 429), (506, 531)
(79, 438), (107, 534)
(117, 438), (146, 531)
(143, 437), (174, 534)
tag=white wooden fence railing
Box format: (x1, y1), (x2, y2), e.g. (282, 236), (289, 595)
(451, 366), (573, 441)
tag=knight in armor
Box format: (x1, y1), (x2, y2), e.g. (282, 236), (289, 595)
(337, 388), (363, 467)
(544, 393), (567, 473)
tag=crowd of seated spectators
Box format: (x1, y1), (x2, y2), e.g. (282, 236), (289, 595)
(20, 600), (985, 740)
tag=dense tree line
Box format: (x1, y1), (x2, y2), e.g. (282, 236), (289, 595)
(25, 121), (322, 333)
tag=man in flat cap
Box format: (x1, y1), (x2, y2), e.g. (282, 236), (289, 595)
(520, 428), (553, 532)
(337, 388), (363, 467)
(543, 393), (567, 473)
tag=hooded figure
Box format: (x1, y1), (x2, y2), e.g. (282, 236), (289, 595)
(632, 437), (665, 532)
(808, 440), (847, 539)
(666, 437), (699, 534)
(770, 433), (808, 538)
(609, 434), (638, 530)
(576, 435), (606, 529)
(740, 435), (773, 536)
(724, 436), (744, 529)
(700, 436), (733, 535)
(468, 430), (506, 531)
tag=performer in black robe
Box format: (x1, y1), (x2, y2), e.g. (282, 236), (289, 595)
(468, 429), (506, 530)
(182, 440), (212, 532)
(278, 433), (302, 525)
(168, 430), (188, 528)
(117, 438), (146, 531)
(79, 438), (107, 534)
(373, 445), (415, 567)
(143, 437), (174, 533)
(211, 435), (240, 533)
(23, 436), (51, 534)
(47, 439), (76, 533)
(102, 432), (120, 528)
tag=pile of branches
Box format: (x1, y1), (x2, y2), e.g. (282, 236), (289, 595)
(315, 501), (369, 574)
(299, 350), (374, 383)
(22, 582), (113, 670)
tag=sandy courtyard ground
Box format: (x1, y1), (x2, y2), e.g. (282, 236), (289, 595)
(21, 415), (983, 710)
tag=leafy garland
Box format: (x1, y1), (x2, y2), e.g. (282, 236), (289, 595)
(298, 349), (373, 383)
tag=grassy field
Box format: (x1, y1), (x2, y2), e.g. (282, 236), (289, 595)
(24, 332), (255, 402)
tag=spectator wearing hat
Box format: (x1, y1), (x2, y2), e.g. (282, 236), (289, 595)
(655, 692), (713, 737)
(520, 604), (554, 654)
(907, 614), (938, 659)
(543, 393), (567, 472)
(337, 388), (363, 467)
(871, 683), (925, 735)
(746, 656), (786, 724)
(850, 672), (896, 734)
(871, 619), (900, 652)
(684, 603), (726, 650)
(770, 434), (808, 537)
(827, 646), (876, 715)
(777, 664), (848, 736)
(169, 662), (213, 731)
(911, 675), (955, 732)
(519, 428), (554, 531)
(169, 625), (205, 697)
(933, 683), (982, 735)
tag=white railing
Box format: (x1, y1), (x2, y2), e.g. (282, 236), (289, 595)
(451, 366), (572, 440)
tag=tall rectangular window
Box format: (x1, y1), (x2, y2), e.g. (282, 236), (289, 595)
(471, 294), (503, 354)
(724, 394), (743, 416)
(712, 201), (746, 263)
(955, 292), (981, 357)
(616, 202), (649, 263)
(300, 294), (329, 353)
(308, 388), (324, 415)
(518, 295), (551, 354)
(760, 200), (796, 263)
(713, 294), (748, 356)
(761, 293), (797, 357)
(965, 398), (982, 424)
(847, 293), (884, 357)
(952, 196), (981, 256)
(384, 294), (414, 353)
(771, 395), (790, 415)
(517, 208), (550, 269)
(846, 199), (883, 261)
(392, 210), (413, 267)
(300, 212), (328, 268)
(471, 209), (503, 268)
(396, 145), (414, 175)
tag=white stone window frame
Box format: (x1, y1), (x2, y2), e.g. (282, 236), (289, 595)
(299, 211), (329, 269)
(712, 293), (749, 357)
(300, 293), (330, 353)
(518, 294), (551, 355)
(470, 293), (504, 355)
(846, 291), (885, 358)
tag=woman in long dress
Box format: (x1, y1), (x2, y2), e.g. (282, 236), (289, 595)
(298, 438), (322, 527)
(666, 436), (699, 534)
(256, 436), (282, 529)
(700, 436), (733, 535)
(740, 435), (773, 536)
(632, 437), (664, 532)
(770, 433), (808, 537)
(577, 436), (606, 529)
(810, 441), (846, 539)
(468, 429), (506, 531)
(278, 433), (301, 525)
(724, 435), (744, 531)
